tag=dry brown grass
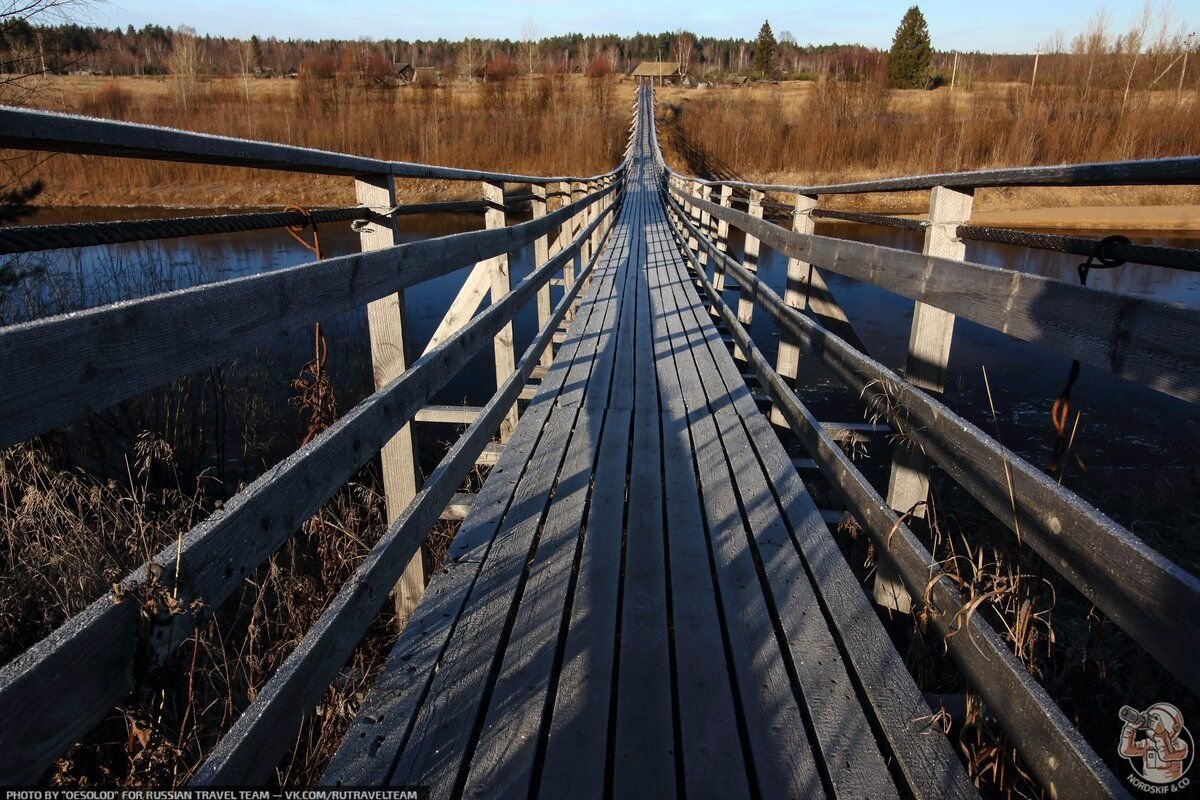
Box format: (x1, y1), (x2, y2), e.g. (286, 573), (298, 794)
(657, 80), (1200, 220)
(5, 74), (633, 207)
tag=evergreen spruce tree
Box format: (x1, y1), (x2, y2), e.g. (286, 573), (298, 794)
(887, 6), (933, 88)
(753, 20), (776, 77)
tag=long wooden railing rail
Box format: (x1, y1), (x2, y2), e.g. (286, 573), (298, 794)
(0, 100), (638, 784)
(651, 100), (1199, 798)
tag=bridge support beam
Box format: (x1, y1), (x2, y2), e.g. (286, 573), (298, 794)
(356, 174), (425, 629)
(876, 184), (975, 613)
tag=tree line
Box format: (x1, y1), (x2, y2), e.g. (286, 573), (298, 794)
(1, 4), (1194, 96)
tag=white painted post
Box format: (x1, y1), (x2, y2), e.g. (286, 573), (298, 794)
(356, 174), (424, 629)
(532, 184), (553, 367)
(483, 180), (519, 441)
(875, 185), (974, 613)
(770, 193), (818, 427)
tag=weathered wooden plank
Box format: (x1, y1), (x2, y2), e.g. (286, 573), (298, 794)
(611, 210), (674, 800)
(483, 181), (520, 441)
(667, 191), (1200, 701)
(683, 155), (1200, 196)
(674, 186), (1200, 404)
(878, 185), (974, 613)
(672, 198), (1124, 797)
(538, 131), (646, 800)
(652, 213), (822, 797)
(667, 209), (976, 799)
(386, 217), (626, 797)
(659, 227), (900, 799)
(421, 262), (492, 355)
(545, 99), (659, 800)
(0, 105), (626, 184)
(0, 184), (617, 451)
(461, 190), (628, 800)
(414, 405), (484, 425)
(644, 212), (752, 800)
(358, 175), (425, 627)
(532, 184), (554, 368)
(323, 216), (624, 787)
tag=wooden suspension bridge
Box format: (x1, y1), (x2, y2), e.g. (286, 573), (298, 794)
(1, 85), (1199, 797)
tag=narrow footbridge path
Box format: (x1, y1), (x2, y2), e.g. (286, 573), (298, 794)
(323, 87), (975, 798)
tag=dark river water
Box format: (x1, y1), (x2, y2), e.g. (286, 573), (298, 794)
(11, 206), (1200, 504)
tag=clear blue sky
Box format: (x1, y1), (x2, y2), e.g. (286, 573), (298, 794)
(82, 0), (1188, 54)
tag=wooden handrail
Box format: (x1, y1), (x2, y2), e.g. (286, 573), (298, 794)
(670, 184), (1200, 405)
(0, 183), (618, 450)
(665, 192), (1126, 796)
(0, 105), (625, 185)
(0, 189), (623, 785)
(0, 194), (541, 256)
(662, 189), (1200, 700)
(669, 155), (1200, 196)
(192, 206), (616, 784)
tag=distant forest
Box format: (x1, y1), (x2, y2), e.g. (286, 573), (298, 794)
(0, 18), (1043, 84)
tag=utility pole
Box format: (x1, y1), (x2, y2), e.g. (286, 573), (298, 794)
(1180, 33), (1195, 105)
(1030, 44), (1041, 91)
(950, 52), (959, 92)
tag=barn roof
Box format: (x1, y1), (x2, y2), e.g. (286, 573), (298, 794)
(631, 61), (680, 77)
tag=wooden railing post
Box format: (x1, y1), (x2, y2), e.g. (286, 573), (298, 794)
(355, 174), (424, 628)
(712, 184), (734, 295)
(483, 180), (519, 440)
(875, 185), (975, 613)
(588, 180), (603, 278)
(684, 180), (702, 259)
(734, 189), (766, 359)
(563, 181), (581, 303)
(532, 184), (553, 367)
(695, 183), (711, 268)
(770, 193), (818, 426)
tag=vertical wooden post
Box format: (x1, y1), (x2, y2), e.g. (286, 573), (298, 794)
(696, 183), (713, 268)
(875, 185), (974, 613)
(532, 183), (553, 367)
(770, 193), (818, 427)
(356, 174), (424, 629)
(573, 180), (589, 267)
(588, 180), (603, 268)
(712, 184), (733, 295)
(483, 180), (519, 441)
(562, 181), (578, 320)
(737, 189), (765, 328)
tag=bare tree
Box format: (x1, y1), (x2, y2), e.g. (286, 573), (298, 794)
(520, 18), (541, 75)
(456, 37), (484, 82)
(235, 38), (255, 105)
(672, 30), (695, 76)
(169, 25), (201, 112)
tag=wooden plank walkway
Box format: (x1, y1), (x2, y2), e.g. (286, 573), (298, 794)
(325, 89), (977, 799)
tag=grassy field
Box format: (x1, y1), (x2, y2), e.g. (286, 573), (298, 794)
(654, 80), (1200, 226)
(5, 73), (631, 207)
(7, 73), (1197, 227)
